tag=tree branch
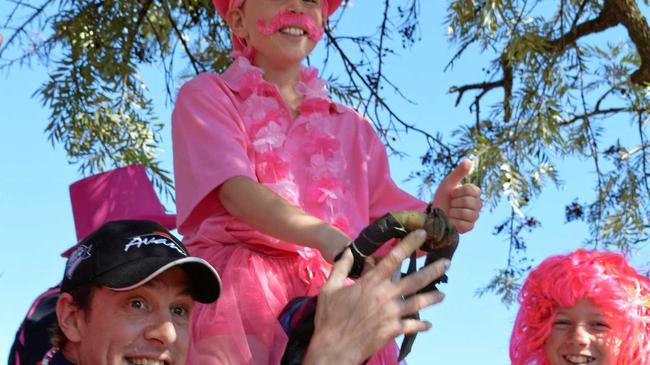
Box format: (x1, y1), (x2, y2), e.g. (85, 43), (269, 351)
(0, 0), (50, 60)
(615, 0), (650, 84)
(326, 29), (454, 163)
(547, 0), (622, 52)
(448, 80), (505, 106)
(559, 107), (647, 126)
(123, 0), (153, 65)
(547, 0), (650, 85)
(161, 0), (203, 75)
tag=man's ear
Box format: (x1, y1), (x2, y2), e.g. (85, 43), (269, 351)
(226, 8), (249, 40)
(56, 293), (84, 343)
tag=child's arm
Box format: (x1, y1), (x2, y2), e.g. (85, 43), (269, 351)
(218, 175), (350, 263)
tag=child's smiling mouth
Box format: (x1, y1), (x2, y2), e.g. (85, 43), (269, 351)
(563, 354), (596, 364)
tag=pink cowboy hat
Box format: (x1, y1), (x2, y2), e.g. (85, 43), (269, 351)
(213, 0), (343, 19)
(61, 165), (176, 257)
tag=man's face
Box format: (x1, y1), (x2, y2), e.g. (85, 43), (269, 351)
(73, 267), (194, 365)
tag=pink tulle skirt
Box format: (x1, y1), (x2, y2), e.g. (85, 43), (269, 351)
(186, 241), (401, 365)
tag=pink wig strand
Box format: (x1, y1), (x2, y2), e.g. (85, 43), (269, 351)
(510, 249), (650, 365)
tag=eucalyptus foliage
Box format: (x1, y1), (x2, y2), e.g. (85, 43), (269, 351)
(440, 0), (650, 304)
(2, 0), (649, 304)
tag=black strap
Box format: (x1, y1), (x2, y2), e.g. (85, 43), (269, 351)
(398, 251), (420, 361)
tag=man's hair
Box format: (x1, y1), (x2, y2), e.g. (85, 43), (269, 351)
(509, 249), (650, 365)
(50, 284), (97, 349)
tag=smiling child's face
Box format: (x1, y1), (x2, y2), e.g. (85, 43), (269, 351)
(544, 298), (622, 365)
(228, 0), (324, 68)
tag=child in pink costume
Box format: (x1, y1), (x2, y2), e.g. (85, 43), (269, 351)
(172, 0), (482, 363)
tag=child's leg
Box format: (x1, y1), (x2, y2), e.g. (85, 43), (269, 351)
(186, 242), (401, 365)
(186, 244), (328, 365)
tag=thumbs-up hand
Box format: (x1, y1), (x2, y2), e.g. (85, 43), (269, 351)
(431, 159), (482, 234)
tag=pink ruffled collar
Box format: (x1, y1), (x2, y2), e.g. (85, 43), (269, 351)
(221, 56), (338, 115)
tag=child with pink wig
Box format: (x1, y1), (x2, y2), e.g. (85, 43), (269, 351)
(510, 249), (650, 365)
(172, 0), (482, 363)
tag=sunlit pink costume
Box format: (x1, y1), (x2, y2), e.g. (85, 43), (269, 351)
(173, 55), (425, 364)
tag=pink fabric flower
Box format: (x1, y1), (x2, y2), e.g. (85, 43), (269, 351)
(309, 176), (342, 204)
(297, 67), (328, 99)
(252, 121), (285, 153)
(299, 98), (331, 115)
(226, 57), (257, 82)
(248, 109), (285, 137)
(309, 153), (341, 178)
(243, 94), (280, 121)
(223, 57), (265, 98)
(304, 134), (340, 159)
(256, 152), (290, 181)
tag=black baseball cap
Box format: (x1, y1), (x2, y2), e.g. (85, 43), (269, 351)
(61, 220), (221, 303)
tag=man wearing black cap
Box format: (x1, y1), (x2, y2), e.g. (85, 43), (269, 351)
(42, 220), (222, 365)
(43, 220), (448, 365)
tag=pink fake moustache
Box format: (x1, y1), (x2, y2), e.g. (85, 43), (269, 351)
(257, 10), (324, 42)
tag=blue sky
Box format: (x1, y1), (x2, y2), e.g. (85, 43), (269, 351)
(1, 1), (648, 364)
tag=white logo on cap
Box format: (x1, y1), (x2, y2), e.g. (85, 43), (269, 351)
(65, 244), (92, 279)
(124, 233), (185, 255)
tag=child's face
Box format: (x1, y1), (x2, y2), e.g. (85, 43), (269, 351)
(230, 0), (324, 68)
(543, 298), (622, 365)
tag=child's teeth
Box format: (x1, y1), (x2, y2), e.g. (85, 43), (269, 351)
(564, 355), (595, 364)
(281, 27), (305, 36)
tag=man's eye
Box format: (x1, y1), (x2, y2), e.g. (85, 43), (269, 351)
(172, 306), (189, 317)
(129, 299), (146, 310)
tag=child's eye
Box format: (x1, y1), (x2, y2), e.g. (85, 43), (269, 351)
(552, 319), (571, 327)
(303, 0), (318, 4)
(590, 321), (611, 330)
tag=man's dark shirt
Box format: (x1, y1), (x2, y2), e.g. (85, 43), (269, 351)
(8, 285), (59, 365)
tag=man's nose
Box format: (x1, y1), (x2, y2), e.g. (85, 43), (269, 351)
(144, 314), (178, 346)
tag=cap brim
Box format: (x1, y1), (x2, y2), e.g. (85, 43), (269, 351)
(98, 257), (221, 304)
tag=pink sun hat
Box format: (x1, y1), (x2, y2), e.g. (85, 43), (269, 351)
(62, 165), (176, 257)
(213, 0), (343, 52)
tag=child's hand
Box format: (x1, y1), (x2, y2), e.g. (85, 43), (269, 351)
(430, 159), (482, 233)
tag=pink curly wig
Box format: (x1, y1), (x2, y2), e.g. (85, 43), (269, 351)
(510, 249), (650, 365)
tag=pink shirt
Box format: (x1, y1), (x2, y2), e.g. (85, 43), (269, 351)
(172, 56), (424, 255)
